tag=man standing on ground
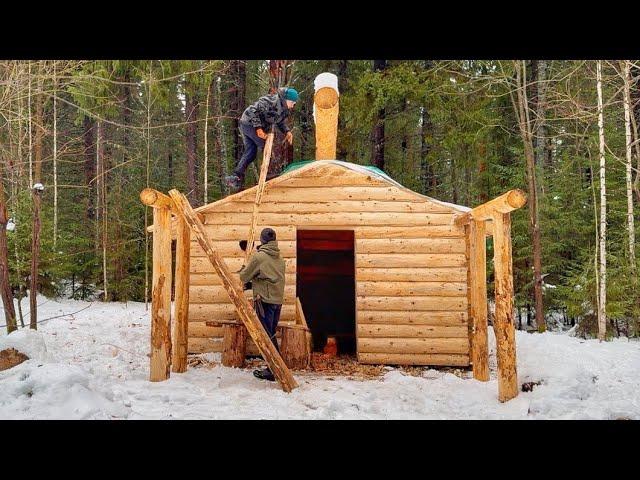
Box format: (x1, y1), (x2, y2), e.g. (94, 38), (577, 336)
(239, 227), (286, 381)
(225, 87), (298, 190)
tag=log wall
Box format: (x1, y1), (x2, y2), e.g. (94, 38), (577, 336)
(187, 167), (470, 366)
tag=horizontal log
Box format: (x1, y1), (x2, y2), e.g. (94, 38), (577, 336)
(189, 303), (296, 322)
(357, 281), (466, 297)
(244, 186), (426, 203)
(205, 200), (455, 214)
(191, 257), (297, 274)
(357, 310), (467, 325)
(454, 189), (527, 226)
(198, 224), (297, 241)
(188, 337), (220, 353)
(357, 296), (467, 311)
(358, 337), (469, 355)
(356, 238), (466, 254)
(203, 211), (453, 227)
(358, 352), (469, 366)
(188, 336), (281, 355)
(356, 267), (467, 283)
(190, 240), (296, 258)
(190, 272), (297, 286)
(272, 175), (387, 188)
(357, 253), (466, 268)
(188, 322), (224, 338)
(140, 188), (174, 209)
(196, 224), (464, 241)
(189, 285), (296, 304)
(357, 324), (468, 339)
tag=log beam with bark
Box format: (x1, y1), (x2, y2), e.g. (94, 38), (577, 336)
(454, 189), (527, 227)
(492, 213), (518, 402)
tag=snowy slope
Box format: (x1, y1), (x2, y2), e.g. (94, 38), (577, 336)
(1, 296), (639, 419)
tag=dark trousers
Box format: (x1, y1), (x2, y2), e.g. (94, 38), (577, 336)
(255, 298), (282, 352)
(233, 121), (265, 179)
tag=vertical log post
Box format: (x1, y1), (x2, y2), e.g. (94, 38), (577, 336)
(150, 206), (173, 381)
(468, 220), (489, 381)
(172, 214), (190, 373)
(492, 212), (518, 402)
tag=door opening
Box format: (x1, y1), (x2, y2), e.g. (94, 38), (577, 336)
(296, 230), (356, 354)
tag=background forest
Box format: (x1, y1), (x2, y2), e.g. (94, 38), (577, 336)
(0, 60), (638, 338)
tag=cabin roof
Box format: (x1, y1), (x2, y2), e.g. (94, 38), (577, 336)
(196, 160), (470, 214)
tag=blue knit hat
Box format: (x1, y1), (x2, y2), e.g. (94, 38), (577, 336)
(284, 88), (299, 102)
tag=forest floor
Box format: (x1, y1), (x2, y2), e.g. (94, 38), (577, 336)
(1, 295), (639, 419)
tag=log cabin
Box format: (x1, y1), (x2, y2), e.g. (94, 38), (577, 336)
(143, 73), (525, 401)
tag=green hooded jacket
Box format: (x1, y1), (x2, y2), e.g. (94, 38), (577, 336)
(239, 240), (286, 304)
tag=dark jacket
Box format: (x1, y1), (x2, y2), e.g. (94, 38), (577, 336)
(239, 240), (286, 304)
(240, 88), (291, 134)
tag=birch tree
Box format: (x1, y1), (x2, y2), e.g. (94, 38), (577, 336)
(596, 60), (607, 341)
(621, 60), (636, 271)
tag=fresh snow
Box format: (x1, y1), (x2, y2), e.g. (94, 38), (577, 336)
(1, 295), (639, 419)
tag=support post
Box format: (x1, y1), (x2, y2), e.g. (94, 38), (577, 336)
(492, 212), (518, 401)
(468, 220), (489, 381)
(150, 206), (172, 381)
(169, 188), (298, 392)
(172, 214), (190, 373)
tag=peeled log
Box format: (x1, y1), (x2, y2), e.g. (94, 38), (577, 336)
(140, 188), (175, 210)
(492, 213), (518, 402)
(279, 325), (310, 369)
(221, 323), (248, 368)
(314, 73), (339, 160)
(454, 189), (527, 226)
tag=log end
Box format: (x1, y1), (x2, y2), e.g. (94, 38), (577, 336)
(314, 87), (338, 109)
(506, 189), (527, 209)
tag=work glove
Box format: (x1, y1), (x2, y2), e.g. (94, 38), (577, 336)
(256, 128), (267, 140)
(285, 131), (293, 145)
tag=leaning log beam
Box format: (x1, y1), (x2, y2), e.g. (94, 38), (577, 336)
(454, 189), (527, 227)
(168, 188), (298, 392)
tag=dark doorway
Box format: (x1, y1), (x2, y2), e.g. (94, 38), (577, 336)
(296, 230), (356, 354)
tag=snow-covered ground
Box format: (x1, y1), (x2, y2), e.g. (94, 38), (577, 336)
(1, 295), (639, 419)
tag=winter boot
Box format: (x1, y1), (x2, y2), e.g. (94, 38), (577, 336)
(224, 174), (242, 191)
(253, 368), (275, 382)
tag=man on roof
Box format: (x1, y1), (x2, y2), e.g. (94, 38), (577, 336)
(225, 87), (298, 190)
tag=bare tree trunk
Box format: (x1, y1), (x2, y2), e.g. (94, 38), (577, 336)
(28, 61), (33, 188)
(185, 83), (199, 205)
(511, 60), (545, 332)
(596, 61), (607, 341)
(215, 76), (228, 195)
(53, 63), (58, 249)
(204, 75), (212, 204)
(231, 60), (246, 166)
(622, 60), (636, 271)
(0, 164), (17, 333)
(29, 71), (44, 330)
(83, 116), (96, 220)
(268, 60), (293, 179)
(371, 59), (387, 171)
